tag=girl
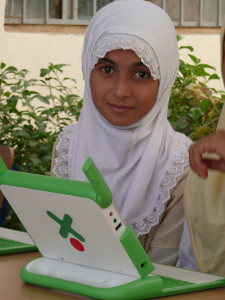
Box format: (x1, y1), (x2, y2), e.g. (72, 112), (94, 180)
(52, 0), (192, 266)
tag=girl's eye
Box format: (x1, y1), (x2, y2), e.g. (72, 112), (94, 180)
(101, 65), (114, 74)
(135, 71), (149, 79)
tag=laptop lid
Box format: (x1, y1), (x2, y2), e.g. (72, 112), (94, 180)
(0, 156), (153, 278)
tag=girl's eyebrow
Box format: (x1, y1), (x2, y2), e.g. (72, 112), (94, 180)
(98, 57), (116, 65)
(133, 61), (146, 68)
(97, 57), (146, 68)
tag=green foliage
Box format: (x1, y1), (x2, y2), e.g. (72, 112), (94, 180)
(0, 62), (82, 229)
(0, 62), (82, 174)
(168, 35), (224, 140)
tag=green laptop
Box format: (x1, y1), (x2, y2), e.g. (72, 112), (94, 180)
(0, 155), (224, 300)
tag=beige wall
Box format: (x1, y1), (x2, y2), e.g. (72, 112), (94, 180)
(0, 0), (85, 97)
(178, 32), (223, 91)
(0, 0), (224, 97)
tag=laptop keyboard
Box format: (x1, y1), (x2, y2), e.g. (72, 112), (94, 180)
(0, 237), (29, 248)
(158, 275), (195, 289)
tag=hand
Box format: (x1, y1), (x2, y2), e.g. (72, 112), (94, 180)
(188, 130), (225, 178)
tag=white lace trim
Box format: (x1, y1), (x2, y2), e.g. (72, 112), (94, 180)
(53, 124), (76, 179)
(90, 33), (160, 80)
(53, 127), (192, 237)
(130, 135), (192, 236)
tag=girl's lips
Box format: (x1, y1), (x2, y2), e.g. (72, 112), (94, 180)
(108, 103), (134, 113)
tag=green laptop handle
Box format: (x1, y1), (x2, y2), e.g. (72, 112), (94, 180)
(82, 157), (112, 208)
(120, 227), (154, 278)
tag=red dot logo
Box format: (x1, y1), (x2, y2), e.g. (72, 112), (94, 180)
(70, 238), (85, 252)
(47, 211), (86, 252)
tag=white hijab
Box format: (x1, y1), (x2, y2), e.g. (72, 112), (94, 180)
(54, 0), (191, 236)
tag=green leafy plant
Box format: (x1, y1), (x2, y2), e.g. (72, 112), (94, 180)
(168, 35), (225, 140)
(0, 62), (82, 175)
(0, 62), (82, 229)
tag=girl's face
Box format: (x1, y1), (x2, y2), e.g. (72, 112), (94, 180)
(90, 49), (159, 127)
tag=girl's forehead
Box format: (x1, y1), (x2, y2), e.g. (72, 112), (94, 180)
(96, 49), (145, 69)
(104, 49), (141, 60)
(89, 33), (160, 80)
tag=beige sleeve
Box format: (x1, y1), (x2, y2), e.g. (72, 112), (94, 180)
(50, 140), (58, 177)
(139, 165), (189, 266)
(184, 119), (225, 277)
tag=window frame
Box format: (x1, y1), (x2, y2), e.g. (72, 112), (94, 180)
(4, 0), (97, 25)
(4, 0), (225, 27)
(161, 0), (223, 27)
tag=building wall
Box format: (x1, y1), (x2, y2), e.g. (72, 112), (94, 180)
(177, 31), (223, 91)
(0, 0), (224, 98)
(0, 0), (85, 97)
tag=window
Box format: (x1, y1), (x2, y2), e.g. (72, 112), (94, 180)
(152, 0), (225, 27)
(4, 0), (114, 25)
(4, 0), (225, 27)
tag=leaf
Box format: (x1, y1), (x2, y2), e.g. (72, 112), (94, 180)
(55, 64), (68, 70)
(188, 54), (201, 64)
(35, 95), (50, 104)
(0, 62), (6, 69)
(36, 121), (46, 131)
(13, 130), (30, 138)
(200, 99), (212, 112)
(6, 66), (18, 73)
(179, 46), (194, 52)
(8, 95), (20, 102)
(209, 74), (220, 80)
(216, 102), (224, 110)
(10, 85), (21, 92)
(40, 68), (50, 77)
(48, 62), (54, 70)
(198, 63), (216, 71)
(189, 65), (210, 77)
(40, 109), (53, 116)
(23, 80), (31, 88)
(23, 90), (39, 96)
(17, 69), (28, 78)
(177, 35), (183, 42)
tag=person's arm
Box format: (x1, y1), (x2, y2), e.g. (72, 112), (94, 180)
(189, 130), (225, 178)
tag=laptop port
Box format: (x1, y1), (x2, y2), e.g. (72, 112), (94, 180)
(115, 222), (122, 231)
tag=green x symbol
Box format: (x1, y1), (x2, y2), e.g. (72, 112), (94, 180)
(47, 210), (85, 242)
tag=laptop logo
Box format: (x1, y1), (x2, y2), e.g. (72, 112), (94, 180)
(47, 211), (85, 252)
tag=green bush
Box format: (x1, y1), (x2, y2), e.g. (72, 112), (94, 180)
(1, 37), (224, 230)
(169, 35), (225, 140)
(0, 62), (82, 175)
(0, 62), (82, 229)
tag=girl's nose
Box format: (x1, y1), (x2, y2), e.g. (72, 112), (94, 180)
(113, 75), (130, 99)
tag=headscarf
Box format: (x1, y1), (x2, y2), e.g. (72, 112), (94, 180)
(54, 0), (191, 236)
